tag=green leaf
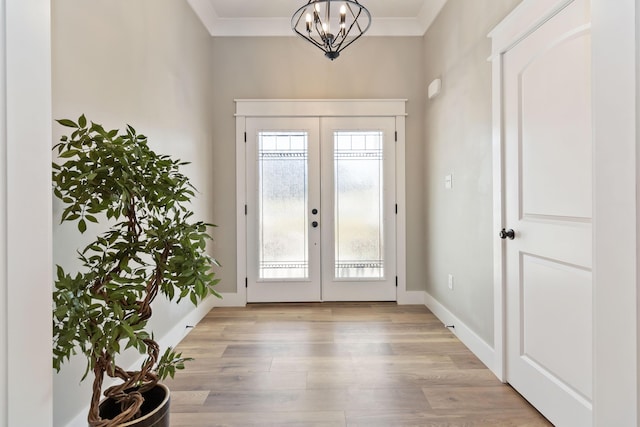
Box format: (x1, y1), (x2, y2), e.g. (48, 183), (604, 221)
(59, 149), (80, 158)
(113, 304), (123, 320)
(57, 119), (78, 128)
(121, 322), (135, 340)
(78, 114), (87, 128)
(77, 219), (87, 233)
(85, 214), (98, 223)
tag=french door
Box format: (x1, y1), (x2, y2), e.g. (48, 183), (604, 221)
(245, 116), (396, 302)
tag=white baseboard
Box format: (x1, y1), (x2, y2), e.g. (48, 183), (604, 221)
(397, 289), (426, 305)
(213, 291), (246, 307)
(214, 291), (425, 306)
(157, 294), (218, 347)
(423, 291), (498, 376)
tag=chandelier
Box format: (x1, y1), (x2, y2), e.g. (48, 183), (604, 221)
(291, 0), (372, 60)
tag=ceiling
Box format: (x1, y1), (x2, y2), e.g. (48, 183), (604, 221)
(187, 0), (448, 37)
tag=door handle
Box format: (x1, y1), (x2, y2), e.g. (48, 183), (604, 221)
(312, 221), (319, 228)
(499, 228), (515, 240)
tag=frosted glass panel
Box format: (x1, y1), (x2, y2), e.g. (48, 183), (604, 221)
(259, 132), (308, 279)
(334, 131), (384, 278)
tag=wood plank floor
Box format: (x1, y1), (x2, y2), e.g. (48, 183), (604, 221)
(165, 302), (551, 427)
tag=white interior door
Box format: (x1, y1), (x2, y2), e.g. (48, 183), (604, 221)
(502, 1), (592, 425)
(245, 116), (397, 302)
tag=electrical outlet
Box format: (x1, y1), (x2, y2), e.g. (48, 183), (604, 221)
(445, 174), (453, 189)
(448, 274), (454, 290)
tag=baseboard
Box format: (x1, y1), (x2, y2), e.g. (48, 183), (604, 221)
(157, 294), (218, 347)
(213, 291), (425, 306)
(423, 291), (498, 376)
(397, 289), (426, 305)
(212, 291), (247, 307)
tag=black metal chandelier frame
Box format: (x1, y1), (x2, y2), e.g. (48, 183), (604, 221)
(291, 0), (372, 60)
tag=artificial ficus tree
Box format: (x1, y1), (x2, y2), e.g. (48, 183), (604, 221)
(52, 116), (220, 426)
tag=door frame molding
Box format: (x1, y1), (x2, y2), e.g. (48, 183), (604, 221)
(1, 0), (53, 425)
(489, 0), (583, 381)
(235, 99), (408, 304)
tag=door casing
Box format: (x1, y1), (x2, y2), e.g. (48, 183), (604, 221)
(235, 99), (408, 304)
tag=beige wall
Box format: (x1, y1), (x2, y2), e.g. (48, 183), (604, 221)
(210, 36), (426, 293)
(51, 1), (214, 425)
(422, 0), (522, 344)
(50, 1), (526, 423)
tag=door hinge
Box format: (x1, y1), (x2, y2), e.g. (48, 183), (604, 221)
(244, 132), (247, 143)
(395, 204), (398, 214)
(395, 276), (398, 287)
(245, 277), (248, 288)
(395, 131), (397, 142)
(245, 204), (247, 215)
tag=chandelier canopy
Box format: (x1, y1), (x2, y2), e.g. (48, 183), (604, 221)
(291, 0), (372, 60)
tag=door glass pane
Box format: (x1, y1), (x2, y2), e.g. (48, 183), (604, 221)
(334, 131), (384, 278)
(258, 132), (308, 279)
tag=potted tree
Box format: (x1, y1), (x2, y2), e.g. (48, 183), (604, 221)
(52, 115), (220, 426)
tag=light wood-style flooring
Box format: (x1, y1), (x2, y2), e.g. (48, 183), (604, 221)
(165, 303), (551, 426)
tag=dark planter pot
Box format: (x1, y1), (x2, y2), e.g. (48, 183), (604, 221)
(97, 383), (170, 427)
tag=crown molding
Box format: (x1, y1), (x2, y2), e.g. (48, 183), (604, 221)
(188, 0), (447, 37)
(417, 0), (447, 35)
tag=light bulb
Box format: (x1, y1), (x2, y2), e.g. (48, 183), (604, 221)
(313, 2), (320, 22)
(306, 13), (312, 32)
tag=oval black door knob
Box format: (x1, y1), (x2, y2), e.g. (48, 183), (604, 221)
(312, 208), (318, 215)
(312, 221), (319, 228)
(499, 228), (515, 240)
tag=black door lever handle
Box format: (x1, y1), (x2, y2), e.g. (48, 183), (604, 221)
(499, 228), (515, 240)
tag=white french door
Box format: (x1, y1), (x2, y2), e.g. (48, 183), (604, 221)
(245, 116), (396, 302)
(320, 117), (396, 301)
(246, 117), (321, 302)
